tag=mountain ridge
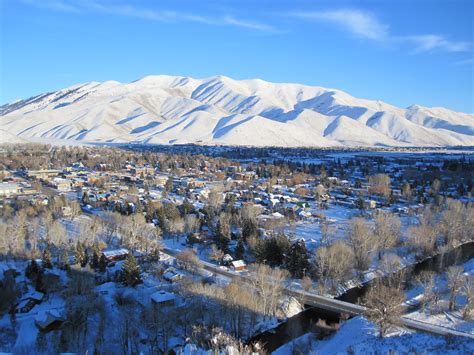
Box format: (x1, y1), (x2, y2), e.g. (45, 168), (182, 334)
(1, 75), (473, 147)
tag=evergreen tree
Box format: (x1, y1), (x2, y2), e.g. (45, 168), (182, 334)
(122, 253), (141, 286)
(61, 249), (70, 271)
(356, 195), (365, 210)
(25, 259), (40, 280)
(90, 242), (101, 269)
(75, 242), (89, 267)
(235, 238), (245, 260)
(242, 219), (258, 242)
(216, 219), (231, 251)
(286, 239), (310, 278)
(99, 253), (107, 273)
(42, 247), (53, 269)
(182, 198), (194, 215)
(35, 269), (44, 292)
(83, 248), (89, 267)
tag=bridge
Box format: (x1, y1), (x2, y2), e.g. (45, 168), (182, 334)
(164, 247), (474, 340)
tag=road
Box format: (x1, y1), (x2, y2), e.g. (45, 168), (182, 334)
(163, 246), (474, 340)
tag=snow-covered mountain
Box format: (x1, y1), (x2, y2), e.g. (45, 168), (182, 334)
(1, 75), (473, 147)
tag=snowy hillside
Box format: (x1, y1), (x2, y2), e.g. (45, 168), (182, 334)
(1, 75), (473, 147)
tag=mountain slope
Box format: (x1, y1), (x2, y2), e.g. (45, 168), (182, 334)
(1, 75), (473, 147)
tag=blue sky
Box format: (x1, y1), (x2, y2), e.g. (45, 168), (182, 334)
(1, 0), (473, 112)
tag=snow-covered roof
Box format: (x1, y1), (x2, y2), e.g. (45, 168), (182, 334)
(150, 290), (176, 304)
(35, 309), (64, 329)
(24, 291), (44, 302)
(103, 248), (129, 258)
(231, 260), (246, 268)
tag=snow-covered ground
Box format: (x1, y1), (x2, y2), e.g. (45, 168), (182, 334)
(274, 316), (474, 354)
(273, 316), (474, 355)
(403, 257), (474, 335)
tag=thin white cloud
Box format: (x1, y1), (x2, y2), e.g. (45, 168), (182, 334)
(21, 0), (81, 13)
(407, 35), (471, 53)
(20, 0), (276, 32)
(293, 8), (470, 54)
(223, 16), (276, 32)
(294, 9), (388, 41)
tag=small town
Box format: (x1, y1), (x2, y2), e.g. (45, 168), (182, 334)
(0, 143), (473, 353)
(2, 0), (473, 353)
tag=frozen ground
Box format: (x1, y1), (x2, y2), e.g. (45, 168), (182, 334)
(274, 316), (474, 354)
(403, 257), (474, 335)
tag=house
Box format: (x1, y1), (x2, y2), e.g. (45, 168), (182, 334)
(150, 290), (176, 308)
(27, 169), (62, 180)
(50, 178), (73, 191)
(154, 174), (169, 187)
(102, 248), (129, 262)
(163, 267), (184, 283)
(230, 260), (247, 272)
(0, 183), (23, 197)
(16, 298), (36, 313)
(16, 291), (45, 313)
(35, 310), (64, 330)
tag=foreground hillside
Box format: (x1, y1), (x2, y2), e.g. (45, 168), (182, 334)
(1, 75), (473, 147)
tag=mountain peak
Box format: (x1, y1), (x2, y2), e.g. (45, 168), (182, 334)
(1, 75), (473, 147)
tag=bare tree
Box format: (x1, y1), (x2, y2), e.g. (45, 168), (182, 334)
(415, 271), (437, 313)
(347, 218), (373, 273)
(177, 249), (201, 272)
(209, 244), (224, 263)
(320, 221), (337, 248)
(368, 174), (391, 198)
(248, 263), (289, 317)
(462, 276), (474, 320)
(402, 182), (412, 201)
(208, 188), (223, 210)
(316, 240), (354, 292)
(379, 253), (405, 288)
(48, 220), (68, 250)
(447, 266), (464, 311)
(314, 184), (326, 201)
(407, 222), (437, 257)
(364, 281), (405, 337)
(439, 199), (471, 247)
(373, 211), (401, 259)
(69, 200), (82, 218)
(184, 214), (200, 235)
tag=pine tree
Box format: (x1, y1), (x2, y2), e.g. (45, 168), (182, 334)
(83, 248), (89, 267)
(99, 253), (107, 273)
(122, 253), (141, 286)
(35, 270), (44, 292)
(61, 249), (70, 271)
(90, 242), (101, 269)
(286, 239), (310, 278)
(74, 242), (85, 266)
(235, 238), (245, 260)
(26, 259), (40, 280)
(216, 219), (231, 251)
(42, 247), (53, 269)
